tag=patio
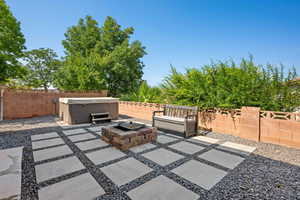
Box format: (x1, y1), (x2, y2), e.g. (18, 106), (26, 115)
(0, 116), (300, 200)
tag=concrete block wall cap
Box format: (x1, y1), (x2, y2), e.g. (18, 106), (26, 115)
(59, 97), (119, 104)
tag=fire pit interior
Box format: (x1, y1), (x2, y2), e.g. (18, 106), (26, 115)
(115, 121), (145, 131)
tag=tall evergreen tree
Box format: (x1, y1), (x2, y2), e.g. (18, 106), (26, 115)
(0, 0), (26, 83)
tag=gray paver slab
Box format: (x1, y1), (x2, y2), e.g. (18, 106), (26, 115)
(217, 142), (256, 156)
(38, 173), (105, 200)
(86, 147), (126, 165)
(68, 133), (97, 142)
(35, 156), (85, 183)
(33, 145), (73, 162)
(0, 147), (23, 200)
(127, 175), (198, 200)
(142, 148), (184, 166)
(31, 132), (59, 141)
(62, 128), (87, 135)
(172, 160), (227, 190)
(169, 141), (205, 154)
(130, 143), (157, 153)
(87, 126), (103, 132)
(75, 139), (108, 151)
(198, 149), (245, 169)
(101, 158), (152, 186)
(156, 135), (180, 144)
(188, 136), (219, 146)
(32, 138), (65, 149)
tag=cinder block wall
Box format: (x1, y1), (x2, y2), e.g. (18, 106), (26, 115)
(119, 101), (300, 149)
(2, 89), (107, 120)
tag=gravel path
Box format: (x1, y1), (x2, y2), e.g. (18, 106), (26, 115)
(0, 116), (299, 200)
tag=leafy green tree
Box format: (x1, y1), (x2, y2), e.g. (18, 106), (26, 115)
(55, 16), (146, 96)
(0, 0), (26, 83)
(121, 81), (163, 103)
(23, 48), (60, 91)
(161, 57), (300, 112)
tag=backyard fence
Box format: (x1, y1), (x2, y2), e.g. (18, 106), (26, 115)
(119, 101), (300, 149)
(0, 88), (107, 120)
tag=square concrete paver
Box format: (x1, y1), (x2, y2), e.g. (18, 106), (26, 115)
(86, 147), (126, 165)
(188, 136), (219, 146)
(68, 133), (97, 142)
(38, 173), (105, 200)
(87, 126), (103, 132)
(63, 128), (87, 136)
(31, 132), (59, 141)
(33, 145), (73, 162)
(75, 139), (108, 151)
(169, 141), (205, 154)
(142, 148), (184, 166)
(172, 160), (227, 190)
(130, 143), (157, 153)
(127, 175), (198, 200)
(217, 142), (256, 156)
(101, 158), (152, 186)
(35, 156), (85, 183)
(32, 138), (65, 150)
(198, 149), (245, 169)
(156, 135), (180, 144)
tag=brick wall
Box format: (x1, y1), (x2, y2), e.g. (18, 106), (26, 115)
(119, 101), (300, 149)
(2, 88), (107, 120)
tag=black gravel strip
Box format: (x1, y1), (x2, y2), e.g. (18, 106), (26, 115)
(38, 168), (88, 188)
(21, 141), (39, 200)
(32, 143), (66, 151)
(34, 152), (75, 165)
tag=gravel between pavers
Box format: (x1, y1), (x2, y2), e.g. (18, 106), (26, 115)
(0, 116), (300, 200)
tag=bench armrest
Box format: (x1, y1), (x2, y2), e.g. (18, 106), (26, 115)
(185, 114), (197, 120)
(153, 110), (164, 117)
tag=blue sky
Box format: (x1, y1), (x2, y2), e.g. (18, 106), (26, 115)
(7, 0), (300, 85)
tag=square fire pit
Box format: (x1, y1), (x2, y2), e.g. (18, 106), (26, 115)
(101, 122), (157, 151)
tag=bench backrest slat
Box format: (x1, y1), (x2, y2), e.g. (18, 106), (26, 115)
(164, 104), (198, 118)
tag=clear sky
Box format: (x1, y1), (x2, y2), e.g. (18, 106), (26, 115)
(7, 0), (300, 85)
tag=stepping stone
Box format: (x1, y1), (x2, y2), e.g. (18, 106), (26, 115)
(217, 142), (256, 155)
(172, 160), (227, 190)
(0, 147), (23, 200)
(32, 138), (65, 150)
(63, 128), (87, 136)
(101, 158), (152, 186)
(38, 173), (105, 200)
(86, 147), (126, 165)
(31, 132), (59, 141)
(35, 156), (85, 183)
(127, 175), (198, 200)
(142, 148), (184, 166)
(87, 126), (103, 132)
(68, 133), (97, 142)
(169, 141), (205, 154)
(75, 140), (108, 151)
(33, 145), (73, 162)
(188, 136), (219, 145)
(156, 135), (180, 144)
(130, 143), (157, 153)
(58, 123), (91, 130)
(198, 149), (244, 169)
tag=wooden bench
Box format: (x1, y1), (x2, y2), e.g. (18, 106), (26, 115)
(152, 105), (198, 138)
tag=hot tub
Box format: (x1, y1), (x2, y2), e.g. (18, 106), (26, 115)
(59, 97), (119, 124)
